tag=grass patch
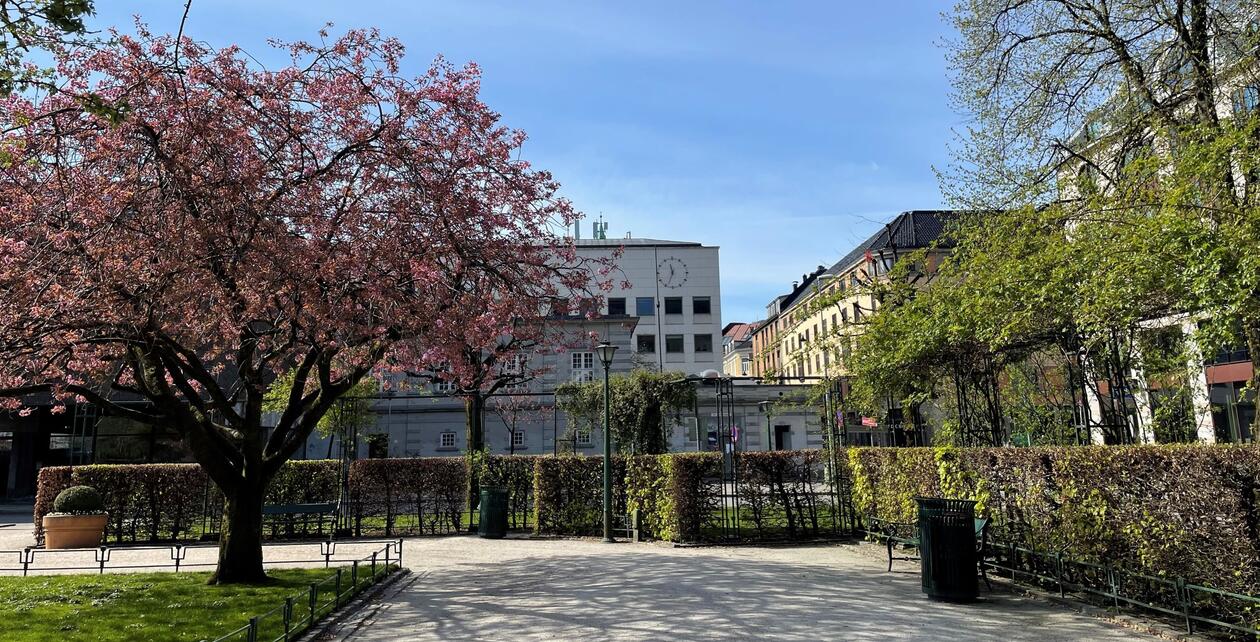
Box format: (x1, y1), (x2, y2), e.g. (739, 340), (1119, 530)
(0, 566), (391, 642)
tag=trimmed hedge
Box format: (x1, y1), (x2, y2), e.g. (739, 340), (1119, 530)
(533, 455), (627, 536)
(847, 445), (1260, 598)
(483, 455), (536, 530)
(347, 457), (466, 536)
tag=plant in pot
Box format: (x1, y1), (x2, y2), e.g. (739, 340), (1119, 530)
(469, 448), (510, 539)
(43, 485), (108, 549)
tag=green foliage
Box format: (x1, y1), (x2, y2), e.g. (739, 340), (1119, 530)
(0, 0), (95, 95)
(532, 455), (626, 536)
(556, 370), (695, 454)
(263, 370), (379, 438)
(51, 485), (103, 514)
(849, 444), (1260, 597)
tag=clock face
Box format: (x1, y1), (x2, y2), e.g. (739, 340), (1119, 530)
(657, 257), (688, 288)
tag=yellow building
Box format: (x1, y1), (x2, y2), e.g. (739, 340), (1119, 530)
(752, 211), (959, 381)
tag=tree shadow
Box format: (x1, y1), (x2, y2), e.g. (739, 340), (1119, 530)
(356, 542), (1147, 641)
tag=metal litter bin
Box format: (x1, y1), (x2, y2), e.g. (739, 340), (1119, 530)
(915, 497), (978, 602)
(478, 487), (509, 539)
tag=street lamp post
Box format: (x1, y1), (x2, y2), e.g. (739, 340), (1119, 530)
(595, 342), (618, 543)
(758, 400), (772, 452)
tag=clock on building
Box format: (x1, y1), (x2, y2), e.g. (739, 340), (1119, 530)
(657, 257), (688, 288)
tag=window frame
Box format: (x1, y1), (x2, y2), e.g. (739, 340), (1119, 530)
(665, 334), (685, 354)
(694, 333), (713, 353)
(636, 334), (656, 353)
(607, 297), (627, 316)
(692, 296), (711, 315)
(663, 297), (683, 315)
(635, 297), (655, 316)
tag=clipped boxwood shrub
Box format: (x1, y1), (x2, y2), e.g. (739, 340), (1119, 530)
(52, 485), (104, 514)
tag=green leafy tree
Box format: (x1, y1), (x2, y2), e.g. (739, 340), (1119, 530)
(0, 0), (95, 94)
(556, 370), (695, 455)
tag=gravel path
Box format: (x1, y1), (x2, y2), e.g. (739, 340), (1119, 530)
(329, 536), (1157, 641)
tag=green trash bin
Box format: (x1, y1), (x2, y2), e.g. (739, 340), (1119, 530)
(478, 487), (509, 539)
(915, 497), (978, 602)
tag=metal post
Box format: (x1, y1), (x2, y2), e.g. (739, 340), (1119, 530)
(602, 361), (613, 543)
(309, 584), (318, 624)
(283, 597), (294, 642)
(1176, 576), (1192, 634)
(247, 616), (259, 642)
(352, 560), (359, 592)
(335, 568), (343, 606)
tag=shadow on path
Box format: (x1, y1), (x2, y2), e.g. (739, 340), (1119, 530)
(348, 541), (1149, 641)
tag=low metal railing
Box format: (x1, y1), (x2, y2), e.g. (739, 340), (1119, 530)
(0, 538), (402, 576)
(985, 540), (1260, 636)
(862, 525), (1260, 637)
(211, 539), (403, 642)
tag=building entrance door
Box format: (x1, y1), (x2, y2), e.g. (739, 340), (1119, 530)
(773, 425), (791, 451)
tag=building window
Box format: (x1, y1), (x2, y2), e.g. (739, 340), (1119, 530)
(841, 309), (849, 324)
(637, 334), (656, 353)
(692, 296), (711, 314)
(740, 359), (750, 376)
(636, 297), (655, 316)
(607, 297), (626, 316)
(821, 319), (827, 334)
(576, 429), (592, 446)
(832, 313), (837, 327)
(434, 379), (458, 394)
(439, 432), (456, 449)
(1233, 86), (1260, 116)
(571, 351), (595, 382)
(852, 302), (862, 321)
(666, 335), (685, 353)
(511, 431), (526, 448)
(695, 334), (713, 353)
(664, 297), (683, 315)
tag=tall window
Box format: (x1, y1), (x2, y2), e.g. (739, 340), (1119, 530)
(637, 334), (656, 353)
(636, 297), (655, 316)
(571, 351), (595, 382)
(665, 335), (685, 353)
(692, 296), (711, 314)
(607, 297), (626, 316)
(664, 297), (683, 314)
(694, 334), (713, 353)
(511, 431), (526, 448)
(1233, 86), (1260, 116)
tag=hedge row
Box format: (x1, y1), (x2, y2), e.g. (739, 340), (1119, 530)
(846, 445), (1260, 597)
(533, 455), (628, 536)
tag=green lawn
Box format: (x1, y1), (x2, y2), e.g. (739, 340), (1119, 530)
(0, 566), (389, 642)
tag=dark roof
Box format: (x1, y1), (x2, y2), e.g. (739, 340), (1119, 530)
(826, 210), (960, 276)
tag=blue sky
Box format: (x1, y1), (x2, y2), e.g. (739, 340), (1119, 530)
(90, 1), (959, 323)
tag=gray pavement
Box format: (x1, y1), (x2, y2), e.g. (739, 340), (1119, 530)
(331, 536), (1156, 641)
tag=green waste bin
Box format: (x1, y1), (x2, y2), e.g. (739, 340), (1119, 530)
(915, 497), (978, 602)
(478, 487), (509, 539)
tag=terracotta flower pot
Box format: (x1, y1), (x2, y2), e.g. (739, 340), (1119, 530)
(42, 513), (108, 549)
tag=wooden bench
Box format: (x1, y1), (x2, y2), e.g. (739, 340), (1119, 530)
(866, 514), (991, 589)
(263, 501), (338, 537)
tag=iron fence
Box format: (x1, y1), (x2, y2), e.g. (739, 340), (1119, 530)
(0, 538), (402, 577)
(986, 540), (1260, 637)
(211, 539), (402, 642)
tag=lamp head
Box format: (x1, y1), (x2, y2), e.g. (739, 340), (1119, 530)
(595, 343), (618, 368)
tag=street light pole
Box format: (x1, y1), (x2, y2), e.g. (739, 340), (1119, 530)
(595, 342), (618, 543)
(759, 400), (772, 452)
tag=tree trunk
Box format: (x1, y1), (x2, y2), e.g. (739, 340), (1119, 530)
(209, 480), (269, 584)
(465, 393), (485, 531)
